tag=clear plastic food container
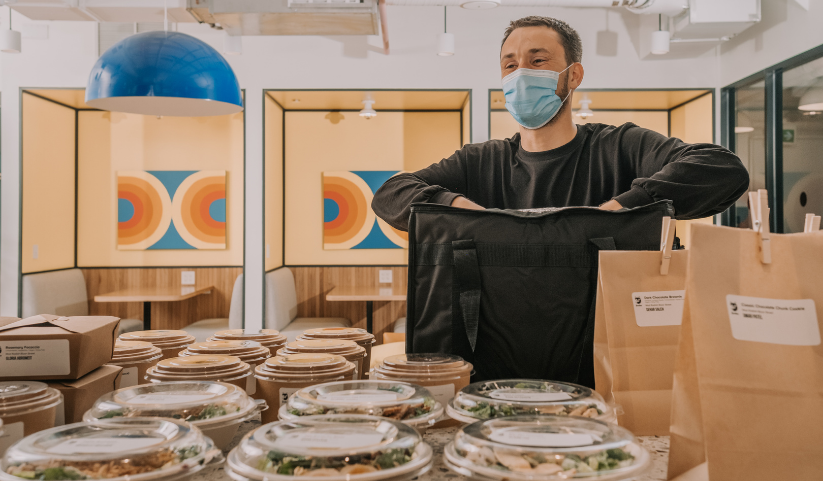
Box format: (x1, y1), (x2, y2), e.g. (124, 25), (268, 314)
(0, 382), (63, 441)
(444, 416), (649, 480)
(210, 329), (287, 357)
(297, 329), (376, 379)
(447, 380), (616, 424)
(254, 354), (357, 425)
(226, 415), (433, 481)
(278, 381), (443, 431)
(277, 340), (366, 379)
(180, 341), (271, 396)
(108, 341), (164, 388)
(82, 381), (266, 450)
(0, 418), (221, 481)
(118, 330), (196, 360)
(145, 355), (252, 392)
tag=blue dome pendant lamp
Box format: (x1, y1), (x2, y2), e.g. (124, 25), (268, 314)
(85, 2), (242, 117)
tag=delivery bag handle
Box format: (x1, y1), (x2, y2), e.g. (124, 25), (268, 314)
(804, 213), (821, 233)
(748, 189), (771, 264)
(660, 216), (676, 276)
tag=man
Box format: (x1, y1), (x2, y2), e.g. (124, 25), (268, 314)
(373, 16), (749, 230)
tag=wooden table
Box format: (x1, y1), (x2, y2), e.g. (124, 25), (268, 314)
(94, 285), (214, 330)
(325, 286), (406, 334)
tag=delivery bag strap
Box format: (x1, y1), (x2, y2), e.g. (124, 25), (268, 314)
(452, 240), (482, 352)
(575, 237), (617, 388)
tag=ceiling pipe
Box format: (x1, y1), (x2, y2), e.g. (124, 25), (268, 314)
(384, 0), (685, 15)
(378, 0), (389, 55)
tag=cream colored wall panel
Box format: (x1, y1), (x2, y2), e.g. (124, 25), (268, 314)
(265, 96), (285, 272)
(402, 112), (461, 172)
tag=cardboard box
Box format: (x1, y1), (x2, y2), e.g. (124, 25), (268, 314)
(0, 315), (120, 381)
(47, 365), (123, 424)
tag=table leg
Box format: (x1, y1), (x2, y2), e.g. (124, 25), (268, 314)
(366, 301), (374, 334)
(143, 301), (152, 330)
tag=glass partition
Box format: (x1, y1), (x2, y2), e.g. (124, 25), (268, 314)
(731, 79), (766, 227)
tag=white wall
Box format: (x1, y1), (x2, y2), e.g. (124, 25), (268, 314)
(1, 5), (725, 319)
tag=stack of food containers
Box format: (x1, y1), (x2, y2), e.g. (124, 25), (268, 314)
(296, 328), (375, 379)
(209, 329), (287, 357)
(107, 340), (163, 388)
(254, 353), (356, 424)
(118, 330), (196, 360)
(83, 381), (266, 449)
(0, 382), (62, 444)
(145, 355), (253, 391)
(277, 339), (366, 379)
(447, 380), (616, 424)
(179, 340), (271, 395)
(226, 415), (433, 481)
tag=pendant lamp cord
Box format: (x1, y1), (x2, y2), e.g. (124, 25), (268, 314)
(444, 7), (447, 34)
(164, 0), (168, 32)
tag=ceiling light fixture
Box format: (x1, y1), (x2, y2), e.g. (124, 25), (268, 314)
(360, 95), (377, 120)
(437, 7), (454, 56)
(576, 94), (594, 119)
(651, 14), (670, 55)
(1, 7), (21, 54)
(734, 126), (755, 133)
(460, 0), (499, 9)
(799, 87), (823, 111)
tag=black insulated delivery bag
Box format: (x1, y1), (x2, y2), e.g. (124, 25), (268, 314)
(406, 200), (673, 387)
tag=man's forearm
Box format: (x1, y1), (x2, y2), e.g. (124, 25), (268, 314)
(372, 173), (459, 231)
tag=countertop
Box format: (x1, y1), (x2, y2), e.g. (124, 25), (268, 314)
(192, 418), (671, 481)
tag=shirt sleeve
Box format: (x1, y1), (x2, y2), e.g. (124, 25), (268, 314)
(611, 124), (750, 220)
(372, 148), (470, 231)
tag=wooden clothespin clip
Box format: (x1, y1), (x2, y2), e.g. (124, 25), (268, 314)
(749, 189), (771, 264)
(813, 216), (822, 232)
(804, 213), (821, 233)
(660, 216), (676, 275)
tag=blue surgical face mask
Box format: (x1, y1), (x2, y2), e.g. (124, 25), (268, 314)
(502, 65), (573, 130)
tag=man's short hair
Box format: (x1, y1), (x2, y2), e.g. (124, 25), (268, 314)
(502, 16), (583, 65)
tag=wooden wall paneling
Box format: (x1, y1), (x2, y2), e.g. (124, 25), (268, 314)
(291, 266), (407, 345)
(83, 267), (243, 330)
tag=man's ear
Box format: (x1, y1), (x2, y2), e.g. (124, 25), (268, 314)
(569, 63), (584, 90)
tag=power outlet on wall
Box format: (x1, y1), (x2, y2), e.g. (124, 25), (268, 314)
(378, 270), (392, 284)
(181, 271), (196, 286)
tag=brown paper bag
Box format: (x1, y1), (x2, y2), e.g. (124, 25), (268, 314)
(668, 222), (823, 480)
(594, 249), (687, 435)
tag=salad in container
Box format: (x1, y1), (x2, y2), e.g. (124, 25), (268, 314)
(82, 381), (266, 449)
(0, 418), (221, 481)
(444, 416), (649, 480)
(226, 415), (432, 481)
(278, 381), (443, 431)
(447, 380), (615, 424)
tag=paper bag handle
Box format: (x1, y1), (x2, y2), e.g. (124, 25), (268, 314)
(804, 213), (821, 233)
(748, 189), (771, 264)
(660, 216), (676, 275)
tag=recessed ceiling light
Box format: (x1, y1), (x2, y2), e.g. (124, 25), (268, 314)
(292, 99), (300, 103)
(460, 0), (499, 9)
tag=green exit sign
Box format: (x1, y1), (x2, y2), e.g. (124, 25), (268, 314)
(783, 129), (795, 143)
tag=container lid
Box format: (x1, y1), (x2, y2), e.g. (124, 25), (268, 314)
(181, 340), (271, 363)
(111, 341), (163, 364)
(299, 328), (376, 345)
(280, 381), (442, 427)
(278, 339), (366, 360)
(1, 418), (216, 481)
(444, 416), (649, 480)
(256, 353), (355, 379)
(84, 381), (261, 430)
(448, 380), (614, 423)
(0, 382), (63, 417)
(211, 329), (287, 347)
(378, 353), (472, 375)
(226, 415), (433, 481)
(147, 355), (251, 383)
(118, 330), (196, 349)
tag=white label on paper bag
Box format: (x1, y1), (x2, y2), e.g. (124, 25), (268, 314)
(276, 432), (383, 450)
(246, 364), (257, 396)
(489, 391), (572, 402)
(120, 367), (139, 388)
(0, 340), (70, 376)
(129, 393), (215, 404)
(0, 423), (24, 454)
(489, 431), (595, 448)
(47, 437), (163, 454)
(726, 295), (821, 346)
(632, 290), (685, 327)
(318, 393), (397, 403)
(279, 387), (299, 408)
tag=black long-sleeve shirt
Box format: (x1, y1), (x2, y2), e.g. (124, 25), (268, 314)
(373, 123), (749, 231)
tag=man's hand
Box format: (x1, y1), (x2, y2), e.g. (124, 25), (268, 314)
(599, 199), (623, 211)
(451, 196), (485, 210)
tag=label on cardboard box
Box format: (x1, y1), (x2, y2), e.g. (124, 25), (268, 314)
(0, 422), (24, 454)
(120, 367), (139, 388)
(0, 340), (70, 376)
(726, 295), (821, 346)
(632, 290), (685, 327)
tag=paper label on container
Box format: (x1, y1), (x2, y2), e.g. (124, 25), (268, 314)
(120, 367), (139, 388)
(489, 391), (572, 402)
(0, 422), (24, 454)
(279, 387), (299, 408)
(726, 295), (821, 346)
(632, 290), (685, 327)
(489, 431), (595, 448)
(0, 340), (70, 376)
(129, 393), (215, 404)
(47, 437), (163, 454)
(246, 364), (257, 396)
(318, 393), (397, 403)
(276, 432), (383, 450)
